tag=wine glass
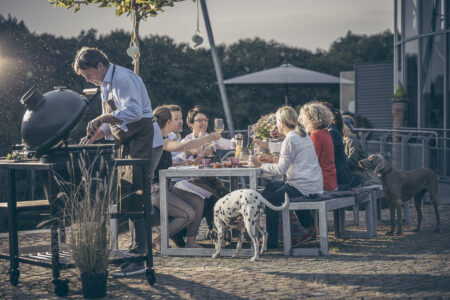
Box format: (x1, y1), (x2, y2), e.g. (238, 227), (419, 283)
(214, 118), (224, 133)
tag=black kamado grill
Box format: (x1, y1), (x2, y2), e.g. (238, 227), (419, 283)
(0, 86), (155, 296)
(19, 85), (115, 163)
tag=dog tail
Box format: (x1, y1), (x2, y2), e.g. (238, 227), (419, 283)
(258, 192), (289, 211)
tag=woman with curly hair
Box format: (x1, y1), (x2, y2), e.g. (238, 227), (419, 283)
(251, 106), (323, 248)
(299, 101), (338, 191)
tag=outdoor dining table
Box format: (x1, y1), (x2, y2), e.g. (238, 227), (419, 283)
(158, 166), (263, 257)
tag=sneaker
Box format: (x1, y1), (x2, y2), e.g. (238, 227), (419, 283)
(111, 262), (145, 277)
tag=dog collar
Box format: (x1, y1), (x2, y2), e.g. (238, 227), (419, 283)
(377, 167), (392, 178)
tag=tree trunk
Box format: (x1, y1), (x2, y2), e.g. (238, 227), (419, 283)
(132, 6), (140, 75)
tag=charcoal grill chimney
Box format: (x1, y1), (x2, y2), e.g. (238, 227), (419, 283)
(20, 85), (45, 111)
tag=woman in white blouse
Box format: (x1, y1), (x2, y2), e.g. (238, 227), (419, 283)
(251, 106), (323, 249)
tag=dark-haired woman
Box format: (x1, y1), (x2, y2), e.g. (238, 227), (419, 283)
(151, 106), (220, 250)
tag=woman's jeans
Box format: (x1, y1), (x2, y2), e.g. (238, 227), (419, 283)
(261, 181), (315, 246)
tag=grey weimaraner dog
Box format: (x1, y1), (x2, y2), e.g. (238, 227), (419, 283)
(359, 154), (440, 235)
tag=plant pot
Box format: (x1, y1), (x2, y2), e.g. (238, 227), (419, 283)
(81, 271), (108, 299)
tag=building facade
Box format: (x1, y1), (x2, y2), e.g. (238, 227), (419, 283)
(394, 0), (449, 131)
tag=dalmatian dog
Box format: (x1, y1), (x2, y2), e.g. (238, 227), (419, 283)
(212, 189), (289, 261)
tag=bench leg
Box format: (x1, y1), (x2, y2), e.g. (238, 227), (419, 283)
(282, 207), (291, 256)
(371, 191), (378, 237)
(353, 204), (359, 226)
(319, 206), (328, 255)
(365, 197), (374, 237)
(110, 204), (118, 251)
(334, 208), (346, 238)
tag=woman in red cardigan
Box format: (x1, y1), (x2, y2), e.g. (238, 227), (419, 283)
(299, 102), (338, 191)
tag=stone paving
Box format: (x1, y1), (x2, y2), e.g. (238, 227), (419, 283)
(1, 203), (449, 299)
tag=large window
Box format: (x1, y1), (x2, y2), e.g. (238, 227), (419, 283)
(448, 33), (450, 129)
(420, 0), (445, 33)
(405, 40), (418, 127)
(405, 0), (419, 38)
(447, 0), (450, 29)
(396, 0), (402, 40)
(421, 34), (444, 128)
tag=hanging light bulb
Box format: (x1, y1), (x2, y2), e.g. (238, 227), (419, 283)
(191, 0), (203, 49)
(191, 30), (203, 49)
(127, 40), (140, 59)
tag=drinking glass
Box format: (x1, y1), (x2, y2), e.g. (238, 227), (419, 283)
(247, 125), (256, 155)
(214, 118), (224, 133)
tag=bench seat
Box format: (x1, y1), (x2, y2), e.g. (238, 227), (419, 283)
(281, 187), (380, 256)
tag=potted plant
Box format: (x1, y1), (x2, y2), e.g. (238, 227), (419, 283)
(392, 82), (408, 127)
(57, 157), (114, 299)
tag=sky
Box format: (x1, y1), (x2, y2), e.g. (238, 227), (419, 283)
(0, 0), (394, 52)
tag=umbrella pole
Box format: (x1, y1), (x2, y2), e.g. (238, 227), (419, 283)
(200, 0), (235, 136)
(284, 85), (289, 105)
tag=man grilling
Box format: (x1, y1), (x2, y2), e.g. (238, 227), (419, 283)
(73, 47), (163, 276)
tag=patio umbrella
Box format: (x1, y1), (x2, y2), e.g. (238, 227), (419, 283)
(223, 63), (344, 105)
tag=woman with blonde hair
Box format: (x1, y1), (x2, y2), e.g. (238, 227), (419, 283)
(299, 101), (338, 192)
(251, 106), (323, 249)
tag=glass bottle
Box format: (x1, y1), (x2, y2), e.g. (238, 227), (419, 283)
(234, 134), (243, 158)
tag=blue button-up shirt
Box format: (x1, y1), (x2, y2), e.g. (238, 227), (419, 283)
(99, 64), (163, 148)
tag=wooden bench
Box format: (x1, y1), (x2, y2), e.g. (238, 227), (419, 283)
(341, 185), (383, 239)
(281, 188), (379, 256)
(0, 200), (50, 211)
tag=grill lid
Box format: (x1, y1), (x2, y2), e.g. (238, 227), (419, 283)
(20, 85), (88, 154)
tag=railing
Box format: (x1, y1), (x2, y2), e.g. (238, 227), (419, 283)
(354, 128), (449, 182)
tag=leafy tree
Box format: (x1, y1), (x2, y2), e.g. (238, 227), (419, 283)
(49, 0), (186, 74)
(0, 15), (393, 155)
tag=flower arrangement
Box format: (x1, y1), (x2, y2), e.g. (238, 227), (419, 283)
(254, 113), (276, 140)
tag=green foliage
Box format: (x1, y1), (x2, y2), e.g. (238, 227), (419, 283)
(393, 82), (407, 99)
(0, 15), (393, 155)
(49, 0), (185, 19)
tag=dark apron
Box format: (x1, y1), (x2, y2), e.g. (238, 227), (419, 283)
(102, 66), (154, 212)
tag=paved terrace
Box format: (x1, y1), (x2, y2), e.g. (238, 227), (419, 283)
(1, 203), (449, 299)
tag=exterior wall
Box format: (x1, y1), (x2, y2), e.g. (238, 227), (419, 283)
(355, 62), (394, 129)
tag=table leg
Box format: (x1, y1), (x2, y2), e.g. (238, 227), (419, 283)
(160, 175), (169, 255)
(48, 173), (68, 297)
(7, 169), (19, 286)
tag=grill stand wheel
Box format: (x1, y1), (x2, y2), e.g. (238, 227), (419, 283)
(9, 268), (20, 286)
(53, 278), (69, 297)
(146, 267), (156, 286)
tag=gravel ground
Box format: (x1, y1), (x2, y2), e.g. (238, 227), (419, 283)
(1, 203), (449, 299)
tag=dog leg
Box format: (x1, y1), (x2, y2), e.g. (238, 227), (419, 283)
(387, 204), (396, 235)
(244, 220), (259, 261)
(396, 204), (403, 235)
(413, 190), (425, 232)
(233, 222), (245, 258)
(430, 191), (440, 233)
(212, 222), (224, 259)
(256, 218), (268, 255)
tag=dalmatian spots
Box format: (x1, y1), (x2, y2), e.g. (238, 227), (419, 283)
(212, 189), (289, 261)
